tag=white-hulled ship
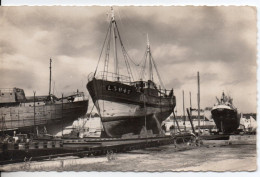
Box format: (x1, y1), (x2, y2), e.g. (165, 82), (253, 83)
(211, 92), (240, 133)
(87, 8), (176, 138)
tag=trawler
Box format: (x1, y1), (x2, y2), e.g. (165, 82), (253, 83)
(87, 8), (176, 138)
(0, 59), (89, 135)
(211, 92), (240, 133)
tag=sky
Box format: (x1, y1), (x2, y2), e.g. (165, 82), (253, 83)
(0, 6), (257, 113)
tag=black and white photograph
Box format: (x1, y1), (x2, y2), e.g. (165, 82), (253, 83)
(0, 6), (257, 172)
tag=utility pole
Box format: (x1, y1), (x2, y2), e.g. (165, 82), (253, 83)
(189, 91), (192, 118)
(189, 92), (192, 111)
(182, 90), (186, 131)
(61, 93), (64, 136)
(197, 72), (200, 136)
(33, 91), (36, 135)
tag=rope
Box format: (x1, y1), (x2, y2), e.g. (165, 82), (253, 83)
(94, 21), (112, 77)
(103, 24), (112, 78)
(151, 51), (165, 89)
(116, 9), (143, 67)
(139, 49), (148, 80)
(114, 21), (135, 81)
(138, 45), (165, 90)
(82, 104), (96, 128)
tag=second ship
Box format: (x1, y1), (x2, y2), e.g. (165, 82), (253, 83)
(0, 59), (89, 135)
(87, 8), (176, 138)
(211, 92), (240, 133)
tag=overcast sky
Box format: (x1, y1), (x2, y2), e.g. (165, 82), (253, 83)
(0, 6), (257, 113)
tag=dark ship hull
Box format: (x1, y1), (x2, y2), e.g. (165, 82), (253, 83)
(211, 106), (240, 133)
(87, 78), (175, 138)
(0, 88), (89, 135)
(0, 100), (89, 135)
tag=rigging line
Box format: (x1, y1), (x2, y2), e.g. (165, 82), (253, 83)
(117, 8), (143, 67)
(137, 50), (144, 79)
(117, 8), (131, 50)
(119, 39), (135, 81)
(121, 9), (146, 36)
(82, 104), (95, 128)
(103, 23), (112, 78)
(140, 49), (148, 80)
(114, 21), (135, 81)
(140, 51), (147, 80)
(124, 49), (143, 66)
(139, 52), (145, 79)
(94, 21), (112, 77)
(150, 51), (165, 89)
(123, 48), (134, 81)
(120, 46), (133, 81)
(113, 11), (142, 67)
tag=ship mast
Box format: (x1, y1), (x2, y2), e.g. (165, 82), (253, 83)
(94, 7), (136, 82)
(111, 7), (119, 80)
(49, 58), (52, 96)
(197, 71), (201, 136)
(147, 34), (153, 81)
(139, 35), (165, 89)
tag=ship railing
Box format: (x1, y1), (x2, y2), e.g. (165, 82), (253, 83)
(157, 88), (174, 96)
(0, 88), (15, 93)
(150, 88), (174, 97)
(89, 71), (131, 83)
(88, 72), (95, 82)
(128, 81), (174, 96)
(87, 72), (174, 96)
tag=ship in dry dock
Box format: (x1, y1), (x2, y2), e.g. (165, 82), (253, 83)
(87, 8), (176, 138)
(211, 92), (240, 133)
(0, 59), (89, 135)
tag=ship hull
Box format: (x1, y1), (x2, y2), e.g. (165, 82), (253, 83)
(0, 100), (89, 135)
(87, 78), (175, 138)
(211, 106), (240, 133)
